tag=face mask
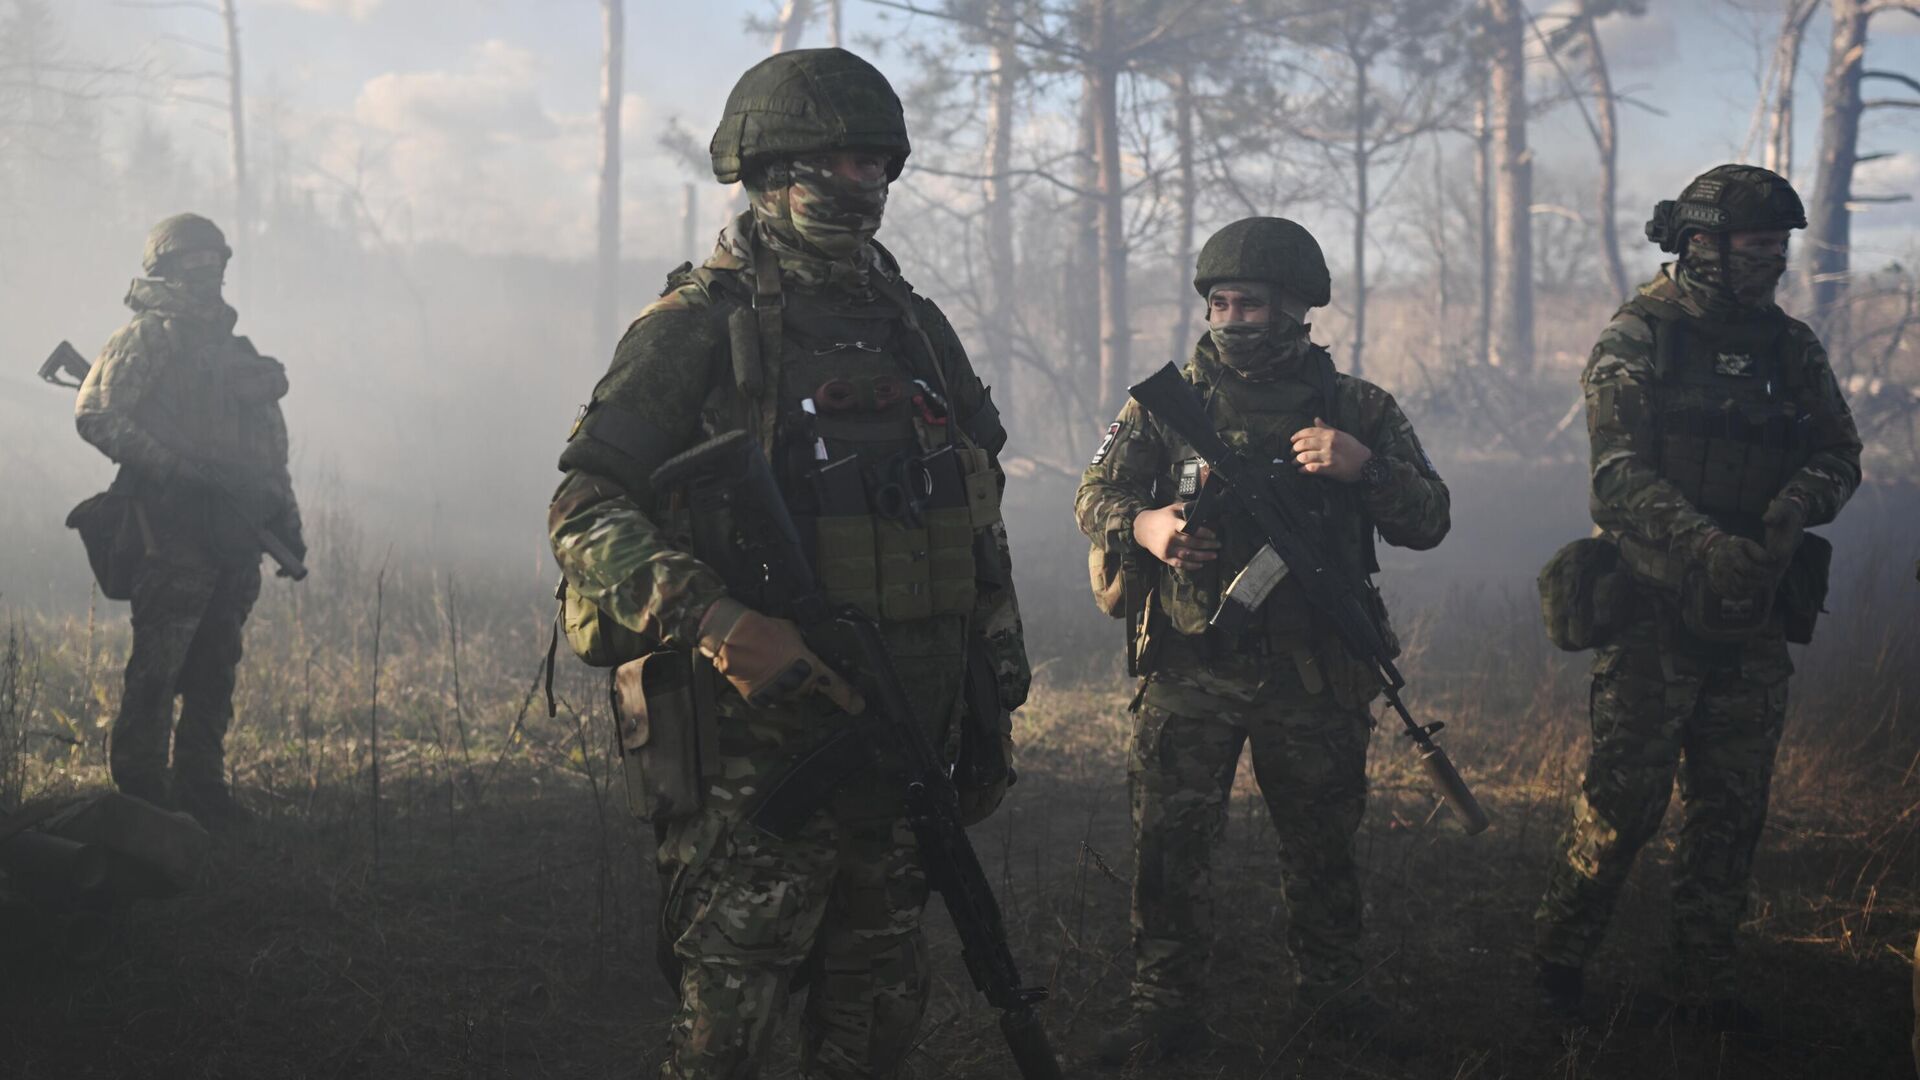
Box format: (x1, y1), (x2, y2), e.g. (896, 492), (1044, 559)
(1209, 321), (1271, 358)
(1683, 238), (1786, 309)
(786, 158), (887, 260)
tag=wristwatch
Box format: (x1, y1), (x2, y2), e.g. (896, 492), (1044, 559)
(1358, 456), (1391, 491)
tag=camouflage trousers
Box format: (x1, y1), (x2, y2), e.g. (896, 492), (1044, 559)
(110, 554), (261, 798)
(1125, 664), (1370, 1015)
(1534, 613), (1792, 998)
(654, 770), (930, 1079)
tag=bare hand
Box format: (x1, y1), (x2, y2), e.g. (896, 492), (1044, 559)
(1290, 417), (1373, 482)
(1132, 503), (1220, 571)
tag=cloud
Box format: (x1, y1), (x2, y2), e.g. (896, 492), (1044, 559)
(355, 40), (557, 143)
(255, 0), (385, 19)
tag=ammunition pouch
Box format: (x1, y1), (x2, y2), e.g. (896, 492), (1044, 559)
(1778, 531), (1832, 645)
(66, 491), (148, 601)
(1538, 536), (1635, 651)
(610, 650), (716, 822)
(560, 579), (652, 669)
(811, 446), (990, 622)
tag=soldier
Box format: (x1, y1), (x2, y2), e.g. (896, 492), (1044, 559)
(1076, 217), (1450, 1063)
(547, 49), (1028, 1079)
(75, 213), (305, 828)
(1532, 165), (1862, 1029)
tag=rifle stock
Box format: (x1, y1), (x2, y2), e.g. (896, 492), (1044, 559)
(1129, 362), (1490, 836)
(649, 431), (1063, 1079)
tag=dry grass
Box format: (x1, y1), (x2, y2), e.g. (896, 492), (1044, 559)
(1, 501), (1916, 1080)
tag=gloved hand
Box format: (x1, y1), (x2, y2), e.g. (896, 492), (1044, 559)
(957, 733), (1016, 826)
(1763, 495), (1806, 563)
(697, 598), (866, 714)
(1700, 529), (1777, 596)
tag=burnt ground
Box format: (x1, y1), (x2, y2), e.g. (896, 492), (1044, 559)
(1, 674), (1914, 1080)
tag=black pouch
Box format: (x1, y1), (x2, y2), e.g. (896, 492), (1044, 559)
(1679, 571), (1775, 642)
(66, 492), (146, 601)
(610, 651), (711, 822)
(1778, 532), (1833, 645)
(1538, 536), (1635, 651)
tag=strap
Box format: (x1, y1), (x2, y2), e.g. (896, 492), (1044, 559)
(868, 269), (970, 451)
(748, 240), (784, 447)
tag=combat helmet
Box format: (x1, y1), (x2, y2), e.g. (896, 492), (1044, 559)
(1193, 217), (1331, 307)
(709, 48), (911, 185)
(1645, 164), (1806, 253)
(141, 213), (231, 276)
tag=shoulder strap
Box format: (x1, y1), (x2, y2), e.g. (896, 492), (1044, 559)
(867, 268), (972, 451)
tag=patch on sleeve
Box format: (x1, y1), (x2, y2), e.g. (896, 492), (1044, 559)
(1089, 421), (1122, 466)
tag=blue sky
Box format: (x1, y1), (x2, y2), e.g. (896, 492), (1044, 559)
(57, 0), (1920, 267)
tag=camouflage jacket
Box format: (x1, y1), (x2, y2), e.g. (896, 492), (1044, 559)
(75, 279), (301, 556)
(1583, 266), (1862, 557)
(1075, 336), (1448, 695)
(549, 227), (1030, 711)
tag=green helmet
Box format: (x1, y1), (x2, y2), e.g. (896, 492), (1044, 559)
(141, 213), (231, 275)
(1645, 164), (1806, 253)
(709, 47), (911, 185)
(1193, 217), (1331, 307)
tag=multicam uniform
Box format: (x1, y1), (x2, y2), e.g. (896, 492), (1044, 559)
(548, 48), (1027, 1080)
(75, 271), (301, 809)
(1076, 334), (1448, 1013)
(1533, 262), (1861, 998)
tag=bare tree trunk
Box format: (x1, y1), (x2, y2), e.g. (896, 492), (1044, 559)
(827, 0), (843, 47)
(1766, 0), (1821, 175)
(220, 1), (248, 258)
(773, 0), (814, 53)
(681, 182), (697, 260)
(1350, 56), (1370, 380)
(1582, 16), (1628, 304)
(1486, 0), (1534, 373)
(983, 0), (1019, 387)
(1167, 66), (1197, 365)
(1807, 0), (1871, 339)
(1089, 0), (1130, 413)
(1475, 82), (1492, 366)
(594, 0), (625, 355)
(1070, 80), (1101, 402)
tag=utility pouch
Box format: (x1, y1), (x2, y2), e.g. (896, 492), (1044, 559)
(1678, 571), (1775, 642)
(1538, 536), (1635, 651)
(561, 580), (652, 668)
(959, 447), (1002, 528)
(66, 491), (146, 601)
(1778, 531), (1832, 645)
(610, 650), (707, 822)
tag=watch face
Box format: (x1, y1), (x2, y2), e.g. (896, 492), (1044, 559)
(1363, 458), (1389, 486)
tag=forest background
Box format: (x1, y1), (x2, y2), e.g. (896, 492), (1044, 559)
(2, 1), (1919, 1077)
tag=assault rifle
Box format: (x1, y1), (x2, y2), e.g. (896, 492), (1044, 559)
(35, 341), (308, 581)
(649, 432), (1062, 1080)
(1129, 362), (1491, 835)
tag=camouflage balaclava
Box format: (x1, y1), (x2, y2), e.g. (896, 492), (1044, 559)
(1679, 233), (1787, 313)
(1205, 279), (1310, 375)
(748, 156), (888, 289)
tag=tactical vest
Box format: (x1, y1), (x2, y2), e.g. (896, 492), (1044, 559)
(131, 315), (288, 482)
(1154, 349), (1376, 655)
(1614, 295), (1814, 587)
(770, 291), (981, 626)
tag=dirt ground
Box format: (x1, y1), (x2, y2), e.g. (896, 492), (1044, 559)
(2, 668), (1914, 1080)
